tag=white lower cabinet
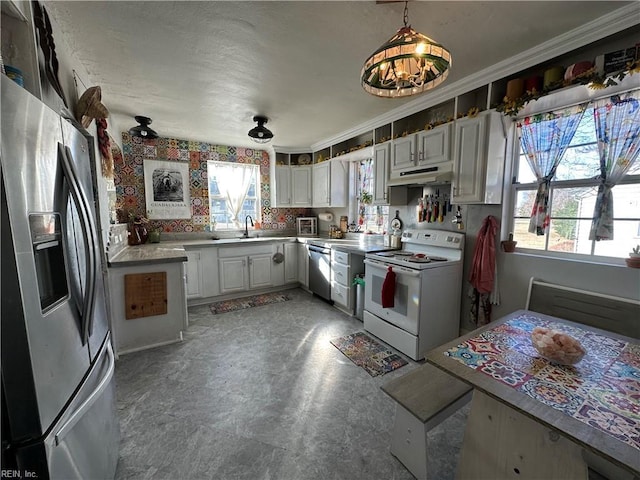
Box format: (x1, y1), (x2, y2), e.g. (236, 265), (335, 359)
(298, 243), (309, 287)
(331, 249), (364, 314)
(109, 262), (187, 355)
(218, 257), (247, 293)
(218, 245), (273, 294)
(248, 254), (273, 289)
(284, 242), (298, 283)
(184, 250), (203, 299)
(185, 248), (218, 299)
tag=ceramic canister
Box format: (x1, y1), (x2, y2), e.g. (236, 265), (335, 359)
(524, 75), (542, 93)
(505, 78), (524, 101)
(543, 66), (565, 89)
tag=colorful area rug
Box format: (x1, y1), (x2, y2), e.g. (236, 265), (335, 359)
(330, 332), (408, 377)
(209, 293), (291, 315)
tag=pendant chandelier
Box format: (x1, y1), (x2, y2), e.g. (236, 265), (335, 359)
(361, 1), (451, 98)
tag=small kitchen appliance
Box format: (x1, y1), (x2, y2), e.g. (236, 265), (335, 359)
(363, 229), (465, 361)
(297, 217), (317, 236)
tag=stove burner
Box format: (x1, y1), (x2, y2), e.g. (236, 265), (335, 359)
(403, 255), (449, 263)
(405, 257), (431, 263)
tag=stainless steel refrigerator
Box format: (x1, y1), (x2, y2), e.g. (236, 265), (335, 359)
(1, 76), (119, 479)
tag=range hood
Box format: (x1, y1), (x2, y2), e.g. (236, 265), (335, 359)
(387, 162), (453, 186)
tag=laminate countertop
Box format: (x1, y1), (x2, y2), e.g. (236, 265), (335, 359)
(107, 244), (188, 268)
(107, 236), (393, 267)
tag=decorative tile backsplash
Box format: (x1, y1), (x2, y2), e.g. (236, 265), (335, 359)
(115, 133), (309, 233)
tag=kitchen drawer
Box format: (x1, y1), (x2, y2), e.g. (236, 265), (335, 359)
(331, 249), (349, 265)
(331, 282), (351, 308)
(331, 262), (350, 287)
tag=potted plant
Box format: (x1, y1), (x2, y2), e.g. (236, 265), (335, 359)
(626, 245), (640, 268)
(359, 191), (372, 205)
(501, 233), (517, 253)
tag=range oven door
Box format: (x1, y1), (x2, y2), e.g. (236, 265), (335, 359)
(363, 258), (422, 334)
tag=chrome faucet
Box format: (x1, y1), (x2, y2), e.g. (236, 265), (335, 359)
(243, 215), (254, 238)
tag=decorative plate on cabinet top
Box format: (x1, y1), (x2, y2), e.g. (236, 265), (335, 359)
(298, 154), (311, 165)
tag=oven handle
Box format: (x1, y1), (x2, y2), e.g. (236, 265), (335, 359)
(364, 258), (422, 277)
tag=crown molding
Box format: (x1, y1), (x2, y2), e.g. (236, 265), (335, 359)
(311, 3), (639, 152)
(272, 146), (312, 154)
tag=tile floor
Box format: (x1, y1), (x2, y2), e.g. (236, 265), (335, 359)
(113, 288), (468, 480)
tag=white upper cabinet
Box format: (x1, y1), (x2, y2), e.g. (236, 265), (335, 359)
(371, 142), (408, 206)
(391, 134), (417, 172)
(312, 159), (347, 208)
(272, 153), (312, 208)
(373, 142), (390, 205)
(416, 123), (452, 166)
(274, 166), (291, 206)
(452, 111), (506, 204)
(391, 123), (452, 178)
(291, 166), (312, 207)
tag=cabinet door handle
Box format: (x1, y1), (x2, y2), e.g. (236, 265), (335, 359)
(243, 259), (246, 267)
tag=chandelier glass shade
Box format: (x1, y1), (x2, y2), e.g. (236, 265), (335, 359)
(248, 115), (273, 144)
(361, 4), (451, 98)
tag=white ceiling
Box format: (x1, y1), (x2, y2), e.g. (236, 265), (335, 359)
(46, 1), (634, 151)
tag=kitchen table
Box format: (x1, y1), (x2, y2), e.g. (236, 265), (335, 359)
(427, 309), (639, 480)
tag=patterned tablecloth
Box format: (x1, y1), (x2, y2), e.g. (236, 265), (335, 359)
(445, 312), (640, 449)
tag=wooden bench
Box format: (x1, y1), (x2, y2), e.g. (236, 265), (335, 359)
(381, 363), (472, 480)
(526, 277), (639, 339)
(526, 278), (639, 480)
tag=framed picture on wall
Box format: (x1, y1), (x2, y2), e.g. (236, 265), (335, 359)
(143, 159), (191, 219)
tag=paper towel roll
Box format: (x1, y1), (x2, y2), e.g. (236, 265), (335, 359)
(318, 213), (334, 222)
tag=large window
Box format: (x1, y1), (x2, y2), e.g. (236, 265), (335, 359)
(510, 101), (640, 260)
(207, 161), (260, 230)
(356, 158), (388, 233)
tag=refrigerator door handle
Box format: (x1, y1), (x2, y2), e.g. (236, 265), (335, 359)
(54, 339), (115, 446)
(59, 144), (97, 344)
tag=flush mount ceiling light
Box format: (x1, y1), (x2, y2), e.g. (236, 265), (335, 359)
(248, 115), (273, 144)
(361, 1), (451, 98)
(128, 115), (158, 139)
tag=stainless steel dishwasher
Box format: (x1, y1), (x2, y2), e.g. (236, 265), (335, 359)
(308, 244), (332, 302)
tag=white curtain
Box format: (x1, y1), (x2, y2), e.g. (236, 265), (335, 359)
(212, 163), (256, 228)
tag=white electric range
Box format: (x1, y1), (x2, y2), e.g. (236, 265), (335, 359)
(363, 229), (465, 361)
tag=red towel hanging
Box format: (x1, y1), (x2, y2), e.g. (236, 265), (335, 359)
(381, 266), (396, 308)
